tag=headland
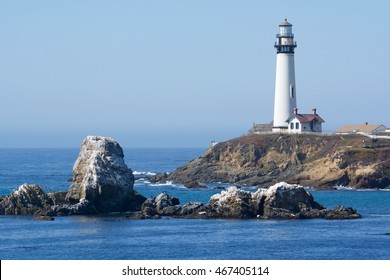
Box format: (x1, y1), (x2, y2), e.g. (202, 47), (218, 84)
(165, 133), (390, 190)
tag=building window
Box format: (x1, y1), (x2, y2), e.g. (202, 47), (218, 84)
(290, 122), (294, 129)
(295, 122), (299, 130)
(290, 85), (294, 98)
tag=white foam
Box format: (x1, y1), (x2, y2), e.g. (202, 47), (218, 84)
(132, 171), (157, 176)
(335, 186), (355, 191)
(148, 181), (176, 187)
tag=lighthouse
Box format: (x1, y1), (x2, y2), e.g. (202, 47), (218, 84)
(272, 19), (297, 132)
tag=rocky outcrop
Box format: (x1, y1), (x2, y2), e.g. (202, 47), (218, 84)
(207, 187), (258, 218)
(0, 136), (146, 217)
(184, 181), (207, 189)
(0, 184), (53, 215)
(167, 134), (390, 189)
(66, 136), (144, 213)
(137, 192), (181, 218)
(204, 183), (354, 219)
(131, 182), (361, 220)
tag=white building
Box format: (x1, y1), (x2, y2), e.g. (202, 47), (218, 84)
(272, 19), (325, 134)
(336, 123), (387, 135)
(272, 19), (297, 132)
(287, 108), (325, 133)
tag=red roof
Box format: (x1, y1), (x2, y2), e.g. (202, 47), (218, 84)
(288, 113), (325, 123)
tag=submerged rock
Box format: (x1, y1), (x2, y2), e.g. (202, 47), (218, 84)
(148, 172), (169, 183)
(65, 136), (144, 213)
(0, 184), (53, 215)
(324, 205), (361, 219)
(184, 181), (208, 189)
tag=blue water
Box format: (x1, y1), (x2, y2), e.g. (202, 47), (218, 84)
(1, 148), (390, 260)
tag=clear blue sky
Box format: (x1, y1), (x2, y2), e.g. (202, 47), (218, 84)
(1, 0), (389, 147)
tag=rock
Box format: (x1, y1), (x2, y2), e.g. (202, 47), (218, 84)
(207, 187), (257, 218)
(184, 181), (207, 189)
(154, 192), (180, 211)
(113, 182), (362, 220)
(139, 192), (181, 218)
(33, 209), (55, 221)
(324, 205), (362, 219)
(260, 182), (324, 218)
(161, 205), (182, 216)
(34, 215), (55, 221)
(0, 184), (53, 215)
(52, 199), (99, 215)
(204, 182), (359, 219)
(48, 191), (67, 205)
(65, 136), (145, 213)
(180, 202), (205, 216)
(148, 172), (169, 183)
(147, 172), (169, 184)
(168, 134), (390, 189)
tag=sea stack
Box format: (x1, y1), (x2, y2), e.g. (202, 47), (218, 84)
(65, 136), (138, 213)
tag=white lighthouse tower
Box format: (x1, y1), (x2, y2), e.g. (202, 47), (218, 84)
(272, 19), (297, 132)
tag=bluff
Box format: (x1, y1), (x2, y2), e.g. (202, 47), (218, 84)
(167, 134), (390, 189)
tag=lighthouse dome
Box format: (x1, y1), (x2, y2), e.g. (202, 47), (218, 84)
(279, 18), (292, 26)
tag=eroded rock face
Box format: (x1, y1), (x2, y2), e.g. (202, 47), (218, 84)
(65, 136), (137, 213)
(0, 184), (53, 215)
(167, 134), (390, 189)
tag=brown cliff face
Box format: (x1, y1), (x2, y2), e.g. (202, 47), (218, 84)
(168, 134), (390, 189)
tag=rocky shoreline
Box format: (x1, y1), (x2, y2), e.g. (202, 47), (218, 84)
(164, 134), (390, 190)
(0, 136), (362, 220)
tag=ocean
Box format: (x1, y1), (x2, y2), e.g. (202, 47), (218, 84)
(0, 148), (390, 260)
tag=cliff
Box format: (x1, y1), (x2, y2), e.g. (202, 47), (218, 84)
(168, 134), (390, 189)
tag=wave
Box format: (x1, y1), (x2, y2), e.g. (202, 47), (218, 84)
(335, 186), (356, 191)
(133, 171), (157, 176)
(149, 181), (175, 187)
(140, 180), (181, 188)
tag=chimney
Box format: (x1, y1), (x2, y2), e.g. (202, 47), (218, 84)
(293, 108), (298, 115)
(312, 108), (317, 115)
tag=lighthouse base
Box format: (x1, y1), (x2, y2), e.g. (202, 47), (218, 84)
(272, 126), (289, 133)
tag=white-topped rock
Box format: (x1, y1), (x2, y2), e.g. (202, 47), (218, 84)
(206, 182), (326, 219)
(0, 184), (53, 215)
(65, 136), (136, 213)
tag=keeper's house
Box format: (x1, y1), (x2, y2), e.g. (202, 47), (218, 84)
(335, 123), (387, 135)
(286, 108), (325, 134)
